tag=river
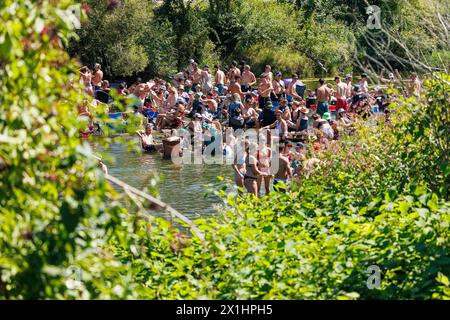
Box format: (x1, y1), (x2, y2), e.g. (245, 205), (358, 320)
(92, 136), (233, 219)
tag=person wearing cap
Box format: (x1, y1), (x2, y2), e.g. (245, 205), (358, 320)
(257, 100), (276, 128)
(335, 76), (349, 111)
(257, 73), (273, 109)
(379, 67), (399, 89)
(214, 64), (225, 96)
(336, 107), (352, 129)
(316, 78), (331, 116)
(241, 65), (256, 93)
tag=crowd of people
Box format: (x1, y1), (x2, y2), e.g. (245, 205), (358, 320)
(78, 59), (422, 196)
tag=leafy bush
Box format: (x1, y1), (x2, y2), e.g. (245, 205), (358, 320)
(113, 77), (450, 299)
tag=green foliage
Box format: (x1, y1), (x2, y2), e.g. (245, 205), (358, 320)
(154, 0), (210, 69)
(112, 78), (450, 299)
(69, 0), (449, 79)
(0, 0), (148, 299)
(71, 0), (153, 77)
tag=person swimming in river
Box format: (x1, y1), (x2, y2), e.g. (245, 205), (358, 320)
(137, 124), (162, 153)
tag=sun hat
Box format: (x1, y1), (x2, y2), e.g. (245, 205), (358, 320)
(323, 112), (331, 120)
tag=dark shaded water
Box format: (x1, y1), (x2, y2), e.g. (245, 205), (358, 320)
(93, 137), (233, 219)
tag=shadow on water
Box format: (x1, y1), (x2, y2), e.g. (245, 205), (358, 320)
(92, 136), (233, 220)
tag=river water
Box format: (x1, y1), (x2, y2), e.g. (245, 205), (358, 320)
(93, 137), (233, 219)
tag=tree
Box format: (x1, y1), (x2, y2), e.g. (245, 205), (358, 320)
(70, 0), (153, 78)
(0, 0), (143, 299)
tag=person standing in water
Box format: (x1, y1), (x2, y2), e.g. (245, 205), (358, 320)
(92, 63), (103, 91)
(137, 124), (162, 153)
(316, 78), (331, 116)
(243, 141), (264, 196)
(241, 64), (257, 93)
(257, 134), (272, 197)
(214, 64), (226, 96)
(273, 143), (292, 192)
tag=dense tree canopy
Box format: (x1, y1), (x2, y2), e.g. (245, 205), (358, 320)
(70, 0), (449, 80)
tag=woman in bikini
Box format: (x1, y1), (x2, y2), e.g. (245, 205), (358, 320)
(243, 141), (264, 196)
(232, 141), (246, 194)
(257, 134), (272, 197)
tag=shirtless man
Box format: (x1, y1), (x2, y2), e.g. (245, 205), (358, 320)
(257, 73), (273, 109)
(335, 76), (348, 111)
(286, 74), (302, 102)
(190, 62), (203, 92)
(241, 65), (256, 93)
(92, 63), (103, 91)
(273, 144), (292, 192)
(229, 75), (244, 98)
(214, 64), (226, 96)
(316, 78), (332, 116)
(227, 61), (241, 84)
